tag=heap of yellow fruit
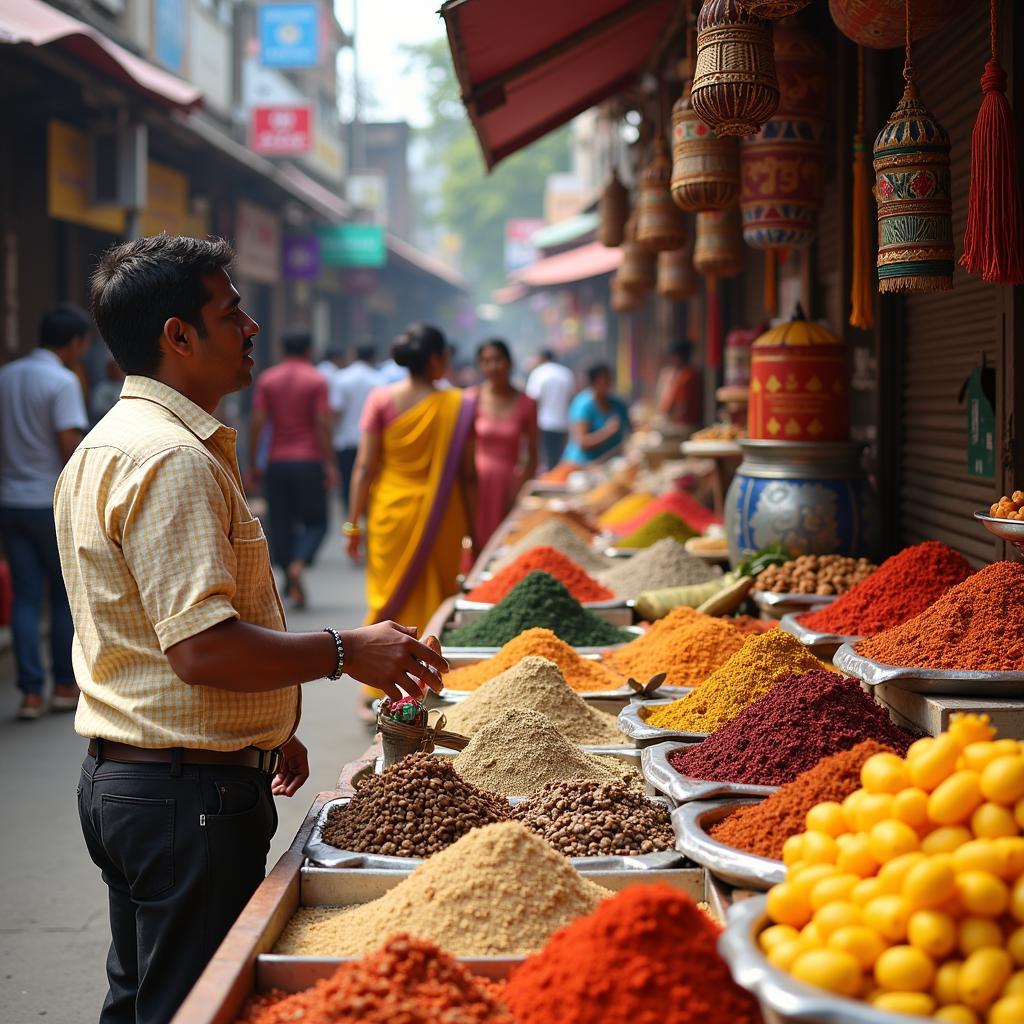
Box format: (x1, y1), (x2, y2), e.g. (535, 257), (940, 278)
(759, 714), (1024, 1022)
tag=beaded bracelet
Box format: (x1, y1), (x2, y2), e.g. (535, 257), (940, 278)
(323, 627), (345, 680)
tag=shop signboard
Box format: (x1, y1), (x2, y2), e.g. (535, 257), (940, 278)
(283, 235), (321, 281)
(504, 218), (544, 273)
(258, 3), (319, 68)
(250, 105), (313, 155)
(318, 225), (386, 268)
(47, 120), (126, 233)
(236, 201), (281, 284)
(154, 0), (187, 74)
(960, 361), (996, 479)
(140, 162), (193, 237)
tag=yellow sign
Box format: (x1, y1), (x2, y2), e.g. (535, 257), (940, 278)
(47, 120), (126, 233)
(141, 162), (199, 237)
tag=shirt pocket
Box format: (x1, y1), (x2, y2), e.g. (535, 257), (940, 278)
(230, 517), (276, 621)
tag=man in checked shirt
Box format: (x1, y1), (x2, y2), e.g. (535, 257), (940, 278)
(54, 233), (446, 1024)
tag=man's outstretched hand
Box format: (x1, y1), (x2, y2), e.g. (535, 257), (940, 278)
(341, 621), (448, 702)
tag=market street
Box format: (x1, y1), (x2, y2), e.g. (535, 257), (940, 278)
(0, 529), (371, 1024)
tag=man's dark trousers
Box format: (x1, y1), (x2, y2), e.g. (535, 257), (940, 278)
(78, 749), (277, 1024)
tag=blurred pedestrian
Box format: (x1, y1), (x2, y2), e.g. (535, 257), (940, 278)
(249, 329), (338, 609)
(525, 348), (574, 470)
(317, 346), (345, 382)
(657, 339), (702, 431)
(0, 303), (90, 719)
(470, 339), (537, 547)
(562, 363), (631, 464)
(377, 352), (407, 383)
(328, 343), (383, 513)
(89, 356), (126, 424)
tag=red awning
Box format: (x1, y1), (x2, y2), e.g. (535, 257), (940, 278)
(0, 0), (202, 110)
(512, 241), (621, 288)
(441, 0), (675, 169)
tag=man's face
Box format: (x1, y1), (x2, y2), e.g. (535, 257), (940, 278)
(194, 270), (260, 394)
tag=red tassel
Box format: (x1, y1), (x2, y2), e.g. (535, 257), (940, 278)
(961, 2), (1024, 284)
(706, 276), (721, 369)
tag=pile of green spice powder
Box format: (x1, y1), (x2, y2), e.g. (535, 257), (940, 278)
(614, 511), (697, 549)
(443, 572), (633, 648)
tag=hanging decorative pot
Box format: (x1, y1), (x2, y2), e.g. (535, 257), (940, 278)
(617, 216), (658, 292)
(741, 23), (828, 249)
(829, 0), (957, 49)
(657, 245), (700, 300)
(671, 73), (741, 211)
(598, 169), (630, 248)
(636, 138), (689, 251)
(736, 0), (812, 17)
(693, 207), (745, 278)
(611, 273), (644, 311)
(691, 0), (780, 137)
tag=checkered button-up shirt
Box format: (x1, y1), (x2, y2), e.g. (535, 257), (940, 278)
(55, 376), (298, 750)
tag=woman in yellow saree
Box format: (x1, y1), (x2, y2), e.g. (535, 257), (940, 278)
(347, 324), (477, 640)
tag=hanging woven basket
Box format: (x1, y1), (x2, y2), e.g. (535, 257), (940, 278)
(693, 207), (745, 278)
(636, 139), (689, 251)
(691, 0), (780, 137)
(829, 0), (957, 49)
(671, 80), (741, 211)
(611, 273), (645, 311)
(741, 23), (828, 249)
(617, 216), (658, 291)
(598, 169), (630, 247)
(657, 245), (700, 301)
(736, 0), (812, 17)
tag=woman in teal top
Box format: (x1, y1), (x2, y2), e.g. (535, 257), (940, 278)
(562, 364), (630, 464)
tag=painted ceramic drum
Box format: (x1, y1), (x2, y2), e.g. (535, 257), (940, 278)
(828, 0), (957, 49)
(671, 87), (741, 211)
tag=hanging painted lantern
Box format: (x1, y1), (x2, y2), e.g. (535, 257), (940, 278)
(748, 305), (850, 442)
(611, 273), (644, 311)
(598, 170), (630, 247)
(671, 79), (741, 211)
(657, 246), (700, 301)
(741, 23), (828, 249)
(829, 0), (957, 49)
(693, 207), (744, 278)
(617, 216), (658, 292)
(692, 0), (780, 137)
(737, 0), (812, 17)
(873, 78), (954, 293)
(636, 139), (689, 251)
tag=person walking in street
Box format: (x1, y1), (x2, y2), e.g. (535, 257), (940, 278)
(58, 234), (447, 1024)
(656, 339), (702, 432)
(248, 329), (338, 610)
(328, 344), (383, 514)
(525, 348), (574, 470)
(0, 303), (91, 719)
(562, 363), (631, 465)
(317, 346), (345, 382)
(469, 339), (537, 548)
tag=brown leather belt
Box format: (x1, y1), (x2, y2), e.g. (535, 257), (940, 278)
(88, 739), (280, 774)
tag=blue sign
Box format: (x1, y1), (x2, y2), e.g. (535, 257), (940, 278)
(154, 0), (186, 73)
(259, 4), (319, 69)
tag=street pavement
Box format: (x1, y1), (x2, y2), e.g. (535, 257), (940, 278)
(0, 527), (373, 1024)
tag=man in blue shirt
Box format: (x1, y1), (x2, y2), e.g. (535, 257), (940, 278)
(562, 363), (630, 464)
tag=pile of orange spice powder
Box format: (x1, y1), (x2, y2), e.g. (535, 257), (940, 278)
(465, 546), (613, 604)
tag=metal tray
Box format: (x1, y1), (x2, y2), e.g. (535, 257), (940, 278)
(752, 590), (836, 621)
(834, 642), (1024, 697)
(720, 896), (923, 1023)
(441, 625), (642, 658)
(671, 799), (784, 891)
(435, 682), (690, 705)
(974, 510), (1024, 554)
(779, 612), (861, 660)
(642, 741), (780, 805)
(617, 698), (707, 747)
(455, 596), (636, 619)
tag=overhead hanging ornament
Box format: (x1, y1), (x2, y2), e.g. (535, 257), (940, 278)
(693, 207), (745, 278)
(636, 136), (689, 251)
(740, 21), (828, 249)
(611, 274), (644, 312)
(872, 1), (954, 293)
(691, 0), (780, 137)
(657, 245), (700, 301)
(850, 46), (875, 328)
(617, 215), (658, 292)
(598, 168), (630, 248)
(736, 0), (812, 17)
(829, 0), (956, 49)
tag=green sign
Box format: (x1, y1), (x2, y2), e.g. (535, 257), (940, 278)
(960, 363), (996, 479)
(318, 224), (386, 268)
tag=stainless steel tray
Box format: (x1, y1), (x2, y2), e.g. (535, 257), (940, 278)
(753, 590), (836, 621)
(720, 896), (922, 1023)
(454, 597), (636, 624)
(779, 612), (861, 660)
(671, 799), (784, 891)
(834, 642), (1024, 697)
(436, 682), (692, 705)
(617, 698), (707, 747)
(642, 741), (780, 805)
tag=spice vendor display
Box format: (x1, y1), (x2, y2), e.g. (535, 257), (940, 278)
(604, 606), (745, 688)
(731, 614), (778, 635)
(503, 883), (763, 1024)
(758, 714), (1024, 1021)
(465, 546), (613, 605)
(512, 779), (674, 858)
(856, 561), (1024, 671)
(600, 538), (721, 600)
(644, 629), (827, 733)
(692, 422), (746, 440)
(614, 511), (698, 550)
(597, 491), (656, 529)
(236, 934), (513, 1024)
(443, 628), (624, 693)
(798, 540), (973, 638)
(491, 520), (613, 577)
(502, 508), (594, 547)
(443, 573), (632, 649)
(440, 656), (622, 746)
(537, 462), (580, 485)
(636, 137), (689, 251)
(580, 477), (632, 517)
(709, 739), (894, 860)
(990, 491), (1024, 521)
(275, 822), (608, 957)
(320, 753), (508, 859)
(670, 670), (914, 787)
(753, 554), (877, 596)
(609, 488), (722, 536)
(452, 709), (635, 797)
(828, 0), (957, 50)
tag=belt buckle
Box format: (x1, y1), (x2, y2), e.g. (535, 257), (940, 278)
(260, 748), (281, 775)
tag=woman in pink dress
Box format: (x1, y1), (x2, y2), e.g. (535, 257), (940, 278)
(471, 339), (538, 548)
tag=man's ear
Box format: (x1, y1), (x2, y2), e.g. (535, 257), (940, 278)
(162, 317), (194, 359)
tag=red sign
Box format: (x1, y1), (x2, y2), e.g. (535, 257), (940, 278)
(250, 105), (313, 155)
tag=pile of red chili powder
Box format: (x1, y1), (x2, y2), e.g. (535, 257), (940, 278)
(465, 546), (614, 604)
(502, 883), (762, 1024)
(856, 560), (1024, 670)
(234, 934), (512, 1024)
(798, 540), (972, 637)
(670, 670), (914, 786)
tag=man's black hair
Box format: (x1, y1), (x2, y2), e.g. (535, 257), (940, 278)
(89, 233), (236, 376)
(539, 348), (556, 362)
(355, 344), (376, 363)
(283, 329), (312, 356)
(669, 339), (694, 362)
(587, 363), (613, 386)
(39, 303), (92, 350)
